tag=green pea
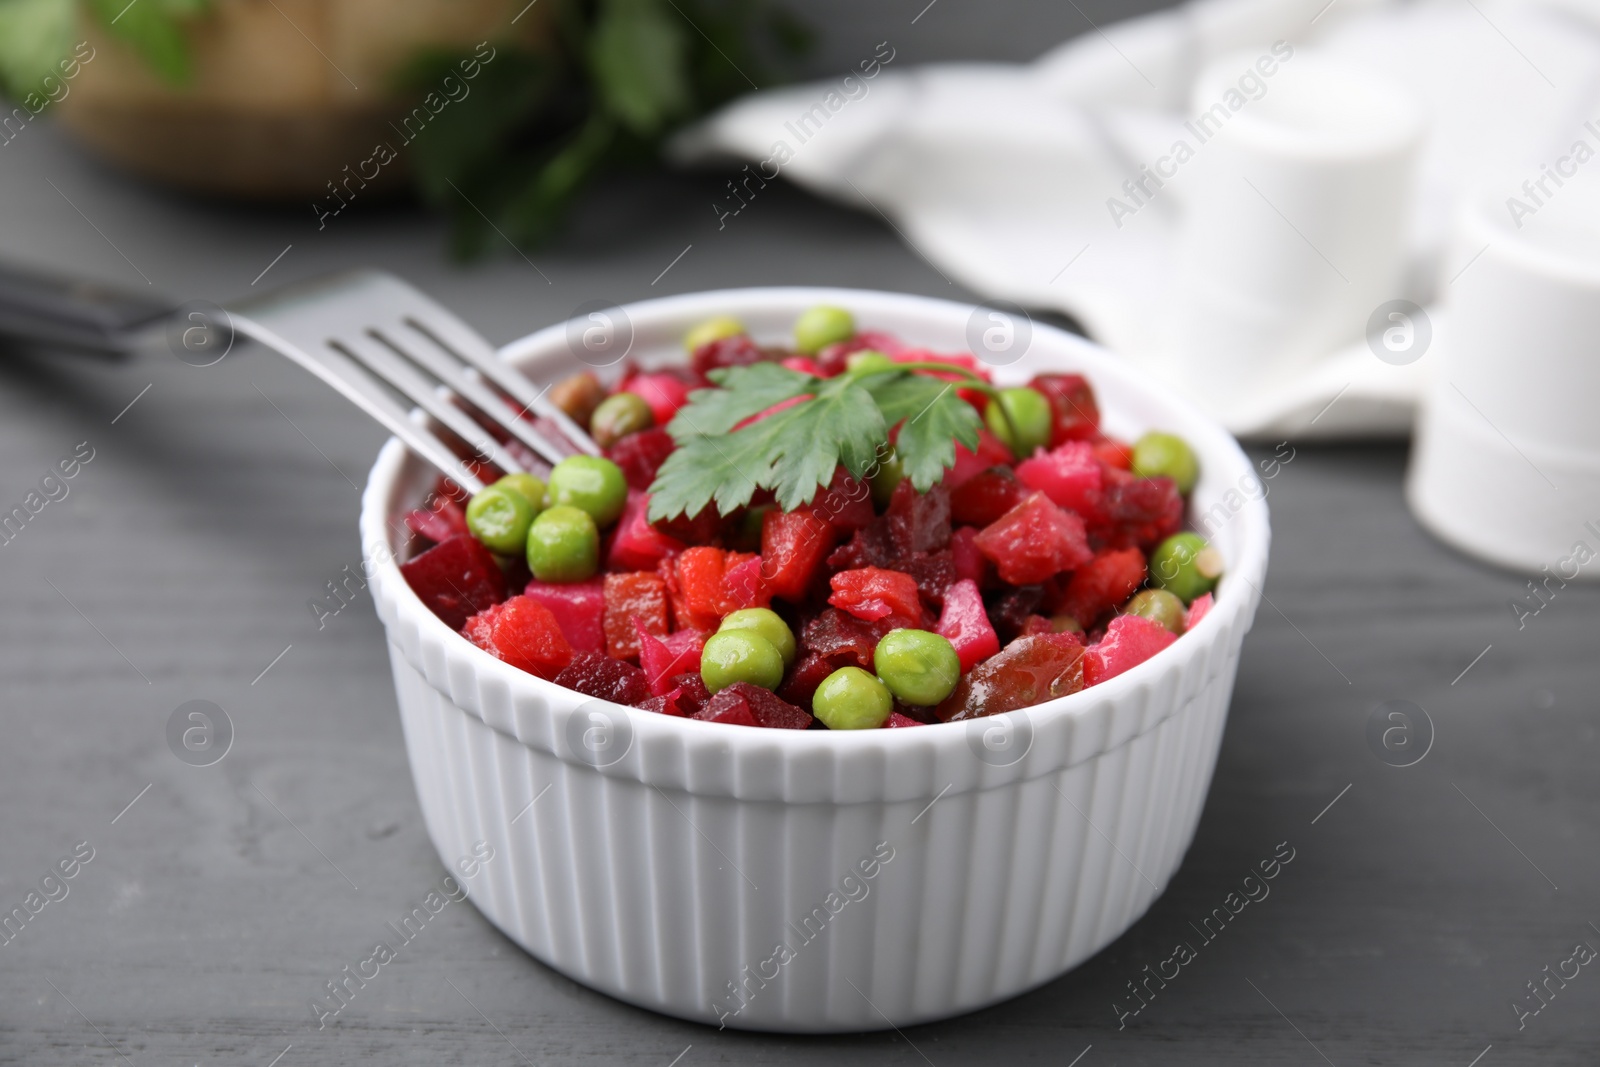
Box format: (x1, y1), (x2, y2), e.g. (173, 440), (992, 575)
(812, 667), (893, 730)
(548, 455), (628, 527)
(1049, 613), (1084, 634)
(1149, 532), (1224, 604)
(872, 629), (961, 707)
(845, 350), (897, 374)
(719, 608), (796, 667)
(1131, 432), (1199, 494)
(465, 484), (536, 555)
(700, 629), (785, 694)
(494, 473), (547, 515)
(794, 305), (855, 354)
(684, 315), (746, 353)
(984, 386), (1052, 458)
(1122, 589), (1187, 634)
(869, 450), (903, 509)
(589, 392), (654, 449)
(526, 505), (599, 583)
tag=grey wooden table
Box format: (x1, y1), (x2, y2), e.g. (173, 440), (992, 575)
(2, 17), (1598, 1061)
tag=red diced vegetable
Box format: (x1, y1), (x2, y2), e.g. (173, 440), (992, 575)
(523, 578), (606, 655)
(670, 671), (712, 717)
(1031, 373), (1099, 446)
(637, 623), (706, 695)
(973, 493), (1092, 586)
(933, 633), (1085, 722)
(1094, 469), (1183, 550)
(813, 468), (876, 532)
(950, 526), (986, 585)
(693, 686), (760, 727)
(760, 507), (835, 601)
(692, 333), (770, 376)
(1083, 614), (1177, 687)
(935, 578), (1000, 672)
(732, 682), (813, 729)
(607, 428), (677, 492)
(800, 609), (893, 670)
(777, 651), (837, 707)
(635, 686), (689, 717)
(608, 490), (685, 571)
(602, 572), (669, 660)
(554, 651), (651, 705)
(1092, 436), (1133, 471)
(943, 428), (1014, 489)
(669, 548), (762, 630)
(1185, 592), (1214, 630)
(950, 467), (1030, 528)
(1015, 441), (1104, 522)
(885, 480), (951, 555)
(622, 373), (693, 425)
(829, 567), (926, 628)
(464, 595), (573, 680)
(1056, 547), (1146, 629)
(885, 712), (926, 728)
(723, 554), (770, 610)
(1020, 615), (1054, 636)
(401, 534), (507, 631)
(404, 497), (468, 544)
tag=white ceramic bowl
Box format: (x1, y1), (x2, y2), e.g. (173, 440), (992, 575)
(359, 287), (1270, 1032)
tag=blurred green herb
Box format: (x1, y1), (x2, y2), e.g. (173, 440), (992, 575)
(403, 0), (808, 257)
(0, 0), (207, 97)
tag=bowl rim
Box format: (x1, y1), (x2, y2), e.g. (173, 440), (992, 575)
(360, 285), (1271, 762)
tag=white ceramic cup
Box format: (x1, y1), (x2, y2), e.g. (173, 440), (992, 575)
(1174, 51), (1426, 406)
(1407, 177), (1600, 576)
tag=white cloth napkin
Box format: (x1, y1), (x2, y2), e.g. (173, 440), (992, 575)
(671, 0), (1600, 438)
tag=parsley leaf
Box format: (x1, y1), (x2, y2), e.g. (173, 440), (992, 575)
(865, 373), (983, 491)
(665, 362), (813, 442)
(648, 372), (885, 520)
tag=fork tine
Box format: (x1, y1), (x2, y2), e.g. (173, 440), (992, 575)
(330, 332), (527, 475)
(370, 324), (573, 466)
(231, 313), (487, 494)
(402, 312), (603, 456)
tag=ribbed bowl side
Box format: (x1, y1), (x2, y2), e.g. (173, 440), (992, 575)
(388, 608), (1244, 1033)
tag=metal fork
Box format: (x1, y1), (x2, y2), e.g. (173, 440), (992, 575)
(227, 270), (598, 494)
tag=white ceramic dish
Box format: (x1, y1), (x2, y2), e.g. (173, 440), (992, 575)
(359, 287), (1270, 1032)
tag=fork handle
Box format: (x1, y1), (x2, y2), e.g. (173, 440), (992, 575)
(0, 259), (176, 356)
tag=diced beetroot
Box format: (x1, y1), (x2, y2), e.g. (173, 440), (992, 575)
(826, 524), (894, 572)
(987, 584), (1044, 643)
(829, 567), (926, 628)
(404, 497), (469, 544)
(555, 651), (651, 705)
(777, 651), (836, 707)
(602, 572), (669, 660)
(1185, 592), (1215, 630)
(973, 493), (1093, 586)
(635, 686), (689, 717)
(800, 608), (893, 670)
(943, 429), (1014, 489)
(899, 552), (958, 608)
(523, 578), (606, 655)
(885, 480), (951, 555)
(693, 687), (761, 727)
(670, 671), (713, 717)
(1093, 436), (1134, 471)
(936, 578), (1000, 672)
(950, 467), (1030, 528)
(723, 554), (770, 610)
(812, 468), (876, 532)
(463, 595), (573, 680)
(729, 682), (814, 729)
(607, 428), (677, 492)
(622, 374), (693, 426)
(1084, 614), (1177, 687)
(609, 491), (686, 571)
(933, 633), (1085, 722)
(638, 624), (706, 695)
(651, 503), (722, 547)
(401, 534), (508, 631)
(1057, 547), (1146, 629)
(885, 712), (926, 728)
(1020, 615), (1054, 636)
(691, 333), (768, 375)
(761, 507), (835, 601)
(1031, 373), (1100, 446)
(1016, 441), (1104, 522)
(1094, 469), (1183, 550)
(950, 526), (986, 585)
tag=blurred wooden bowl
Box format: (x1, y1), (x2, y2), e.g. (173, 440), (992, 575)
(57, 0), (547, 200)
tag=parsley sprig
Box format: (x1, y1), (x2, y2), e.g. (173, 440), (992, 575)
(647, 361), (1000, 521)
